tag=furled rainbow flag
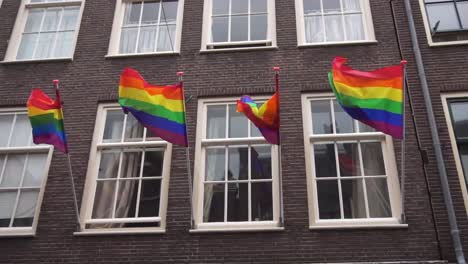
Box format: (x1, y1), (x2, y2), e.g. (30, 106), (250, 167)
(237, 94), (279, 145)
(27, 89), (68, 153)
(118, 68), (187, 147)
(329, 57), (405, 138)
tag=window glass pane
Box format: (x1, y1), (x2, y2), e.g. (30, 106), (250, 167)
(358, 121), (375, 133)
(0, 115), (14, 147)
(13, 190), (39, 227)
(228, 104), (248, 138)
(1, 155), (26, 188)
(207, 105), (226, 138)
(141, 1), (159, 24)
(22, 153), (47, 187)
(317, 180), (340, 219)
(251, 182), (273, 220)
(250, 122), (262, 137)
(138, 179), (161, 217)
(161, 0), (178, 23)
(426, 3), (460, 31)
(231, 15), (249, 41)
(212, 0), (229, 15)
(124, 2), (142, 26)
(458, 2), (468, 29)
(92, 181), (116, 219)
(228, 147), (248, 180)
(367, 178), (391, 218)
(114, 179), (138, 218)
(205, 148), (225, 181)
(203, 183), (225, 222)
(138, 25), (157, 53)
(157, 24), (176, 51)
(42, 8), (61, 32)
(120, 27), (138, 53)
(54, 31), (74, 57)
(305, 15), (324, 43)
(231, 0), (248, 14)
(337, 143), (360, 177)
(450, 101), (468, 139)
(344, 14), (364, 41)
(251, 14), (268, 41)
(251, 145), (271, 179)
(361, 142), (385, 176)
(60, 7), (79, 30)
(212, 16), (229, 42)
(0, 191), (17, 227)
(251, 0), (267, 13)
(323, 0), (341, 12)
(334, 100), (354, 133)
(143, 150), (164, 177)
(227, 183), (248, 221)
(303, 0), (321, 14)
(25, 9), (44, 33)
(103, 110), (124, 142)
(124, 113), (144, 141)
(343, 0), (360, 12)
(311, 100), (332, 134)
(457, 144), (468, 184)
(313, 144), (337, 178)
(324, 15), (344, 41)
(120, 152), (142, 178)
(17, 34), (38, 60)
(98, 151), (120, 179)
(342, 179), (366, 218)
(35, 32), (55, 58)
(11, 114), (32, 147)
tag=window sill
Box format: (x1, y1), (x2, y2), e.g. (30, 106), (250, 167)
(0, 57), (73, 64)
(298, 40), (378, 48)
(73, 229), (166, 236)
(199, 46), (278, 54)
(0, 228), (35, 237)
(105, 52), (180, 59)
(190, 226), (284, 233)
(309, 223), (408, 230)
(428, 40), (468, 47)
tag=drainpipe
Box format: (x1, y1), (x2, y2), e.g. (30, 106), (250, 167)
(402, 0), (466, 263)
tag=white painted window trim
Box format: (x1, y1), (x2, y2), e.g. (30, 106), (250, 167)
(294, 0), (375, 46)
(192, 97), (281, 231)
(0, 0), (3, 8)
(301, 93), (402, 228)
(107, 0), (185, 56)
(200, 0), (277, 51)
(2, 0), (85, 62)
(0, 108), (53, 237)
(78, 103), (172, 234)
(441, 93), (468, 215)
(418, 0), (468, 47)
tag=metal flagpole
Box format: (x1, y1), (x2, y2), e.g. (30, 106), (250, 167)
(53, 80), (81, 230)
(178, 72), (195, 228)
(400, 61), (407, 224)
(273, 67), (284, 226)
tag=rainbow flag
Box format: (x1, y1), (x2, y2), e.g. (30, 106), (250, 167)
(118, 68), (187, 147)
(237, 94), (279, 145)
(27, 89), (68, 153)
(329, 57), (405, 138)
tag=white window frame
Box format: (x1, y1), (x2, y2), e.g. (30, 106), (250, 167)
(107, 0), (185, 57)
(294, 0), (376, 46)
(78, 103), (172, 234)
(418, 0), (468, 46)
(302, 93), (403, 229)
(0, 108), (53, 237)
(441, 93), (468, 214)
(200, 0), (277, 52)
(192, 97), (282, 232)
(3, 0), (85, 63)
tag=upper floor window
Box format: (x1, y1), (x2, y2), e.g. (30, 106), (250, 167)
(107, 0), (184, 56)
(295, 0), (375, 45)
(0, 109), (53, 236)
(79, 104), (172, 233)
(201, 0), (277, 50)
(420, 0), (468, 44)
(3, 0), (84, 62)
(193, 98), (281, 231)
(302, 95), (402, 228)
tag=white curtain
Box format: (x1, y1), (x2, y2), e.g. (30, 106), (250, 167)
(305, 16), (324, 43)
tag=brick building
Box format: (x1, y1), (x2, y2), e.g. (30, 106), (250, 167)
(0, 0), (466, 263)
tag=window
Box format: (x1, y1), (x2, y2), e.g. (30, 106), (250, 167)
(295, 0), (375, 45)
(193, 98), (281, 231)
(201, 0), (276, 50)
(79, 104), (172, 233)
(0, 109), (53, 236)
(442, 94), (468, 214)
(302, 95), (401, 227)
(419, 0), (468, 45)
(107, 0), (184, 56)
(3, 0), (84, 62)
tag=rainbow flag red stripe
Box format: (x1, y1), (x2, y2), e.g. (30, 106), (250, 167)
(27, 89), (68, 153)
(329, 57), (404, 138)
(118, 68), (187, 147)
(237, 94), (279, 145)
